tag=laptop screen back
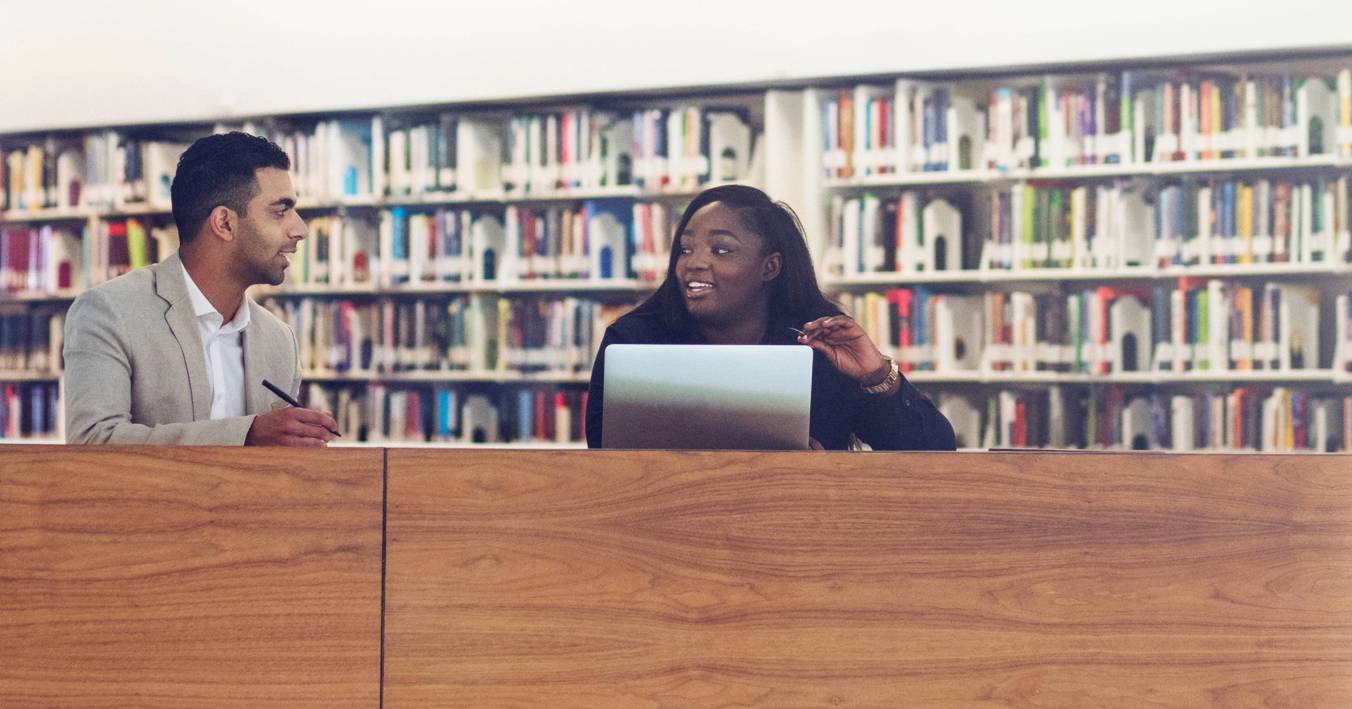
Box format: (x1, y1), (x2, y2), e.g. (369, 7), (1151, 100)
(601, 344), (813, 450)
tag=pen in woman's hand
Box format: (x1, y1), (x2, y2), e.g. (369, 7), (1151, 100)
(261, 378), (342, 437)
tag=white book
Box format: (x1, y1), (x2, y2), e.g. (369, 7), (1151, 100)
(893, 79), (918, 172)
(1276, 284), (1320, 370)
(587, 207), (627, 281)
(708, 111), (751, 183)
(861, 193), (882, 273)
(840, 196), (861, 275)
(1206, 279), (1228, 372)
(933, 295), (983, 371)
(1312, 399), (1336, 453)
(387, 127), (408, 196)
(947, 89), (985, 171)
(1109, 294), (1152, 373)
(469, 214), (505, 283)
(1296, 76), (1335, 157)
(937, 394), (982, 449)
(1122, 396), (1152, 450)
(1171, 396), (1195, 451)
(1336, 294), (1350, 372)
(921, 197), (961, 272)
(458, 118), (504, 193)
(460, 393), (500, 444)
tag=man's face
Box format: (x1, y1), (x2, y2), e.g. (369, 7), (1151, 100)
(235, 167), (305, 286)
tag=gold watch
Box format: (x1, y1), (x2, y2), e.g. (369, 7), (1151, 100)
(860, 357), (900, 395)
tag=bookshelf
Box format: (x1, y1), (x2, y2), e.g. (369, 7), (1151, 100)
(808, 53), (1352, 452)
(3, 51), (1351, 451)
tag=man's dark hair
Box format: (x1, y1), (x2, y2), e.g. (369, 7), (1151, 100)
(170, 132), (290, 244)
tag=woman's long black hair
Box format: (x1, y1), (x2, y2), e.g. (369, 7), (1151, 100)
(628, 184), (842, 334)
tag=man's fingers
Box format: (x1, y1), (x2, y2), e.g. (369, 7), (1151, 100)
(284, 419), (334, 441)
(289, 407), (340, 434)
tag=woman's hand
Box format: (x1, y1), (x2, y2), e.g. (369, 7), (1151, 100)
(796, 315), (888, 384)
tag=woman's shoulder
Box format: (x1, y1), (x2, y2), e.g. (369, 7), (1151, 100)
(605, 308), (679, 344)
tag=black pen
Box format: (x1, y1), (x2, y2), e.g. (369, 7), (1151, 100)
(261, 378), (342, 437)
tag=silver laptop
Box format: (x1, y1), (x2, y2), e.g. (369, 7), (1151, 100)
(601, 344), (813, 450)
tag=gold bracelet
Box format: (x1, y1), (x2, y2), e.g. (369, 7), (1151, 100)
(860, 357), (900, 395)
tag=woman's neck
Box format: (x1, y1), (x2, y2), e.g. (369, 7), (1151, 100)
(697, 300), (771, 345)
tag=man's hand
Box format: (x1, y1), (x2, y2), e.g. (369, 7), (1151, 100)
(245, 407), (339, 447)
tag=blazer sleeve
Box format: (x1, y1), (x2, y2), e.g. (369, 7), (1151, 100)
(289, 321), (303, 399)
(849, 373), (957, 451)
(63, 288), (256, 445)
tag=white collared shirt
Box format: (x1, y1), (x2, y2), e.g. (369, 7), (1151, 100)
(180, 262), (250, 419)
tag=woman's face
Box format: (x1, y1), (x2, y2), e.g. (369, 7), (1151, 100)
(675, 202), (782, 327)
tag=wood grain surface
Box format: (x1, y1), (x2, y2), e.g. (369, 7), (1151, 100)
(384, 450), (1352, 708)
(0, 446), (384, 708)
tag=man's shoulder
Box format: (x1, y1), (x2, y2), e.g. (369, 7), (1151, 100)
(71, 265), (159, 309)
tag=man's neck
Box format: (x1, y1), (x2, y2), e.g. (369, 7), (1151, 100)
(180, 249), (246, 321)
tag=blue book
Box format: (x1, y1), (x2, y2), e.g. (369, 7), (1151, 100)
(516, 389), (533, 441)
(391, 206), (407, 281)
(436, 388), (455, 440)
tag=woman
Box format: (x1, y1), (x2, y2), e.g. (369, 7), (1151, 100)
(586, 184), (956, 450)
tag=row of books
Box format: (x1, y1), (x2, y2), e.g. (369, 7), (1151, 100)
(943, 387), (1350, 453)
(839, 282), (1341, 375)
(826, 193), (965, 275)
(822, 69), (1352, 176)
(1, 219), (179, 295)
(0, 310), (62, 373)
(629, 108), (754, 192)
(2, 107), (756, 216)
(302, 382), (586, 444)
(0, 381), (60, 440)
(2, 133), (187, 212)
(828, 176), (1352, 277)
(984, 176), (1352, 271)
(264, 295), (625, 376)
(285, 202), (673, 289)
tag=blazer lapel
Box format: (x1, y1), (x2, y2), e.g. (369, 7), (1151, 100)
(242, 302), (265, 414)
(154, 253), (213, 421)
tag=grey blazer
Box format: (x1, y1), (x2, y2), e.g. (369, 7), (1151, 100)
(63, 252), (302, 444)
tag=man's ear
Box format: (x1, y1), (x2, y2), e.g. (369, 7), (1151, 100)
(762, 252), (782, 282)
(207, 205), (236, 242)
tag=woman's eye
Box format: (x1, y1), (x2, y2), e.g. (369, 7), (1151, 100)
(712, 247), (731, 255)
(678, 247), (692, 255)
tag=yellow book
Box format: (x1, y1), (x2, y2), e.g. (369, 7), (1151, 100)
(496, 297), (511, 373)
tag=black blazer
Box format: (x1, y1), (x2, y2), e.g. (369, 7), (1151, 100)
(585, 309), (957, 451)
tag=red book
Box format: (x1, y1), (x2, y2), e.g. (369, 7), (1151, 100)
(106, 221), (130, 278)
(532, 389), (548, 441)
(406, 391), (422, 440)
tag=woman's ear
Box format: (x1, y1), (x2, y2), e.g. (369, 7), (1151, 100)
(762, 252), (782, 282)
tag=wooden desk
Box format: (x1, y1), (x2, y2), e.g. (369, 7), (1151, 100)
(384, 450), (1352, 708)
(0, 446), (384, 708)
(6, 448), (1352, 707)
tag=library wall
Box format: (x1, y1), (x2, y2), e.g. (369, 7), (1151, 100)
(3, 0), (1351, 132)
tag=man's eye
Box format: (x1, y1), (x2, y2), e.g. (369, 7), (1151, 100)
(712, 247), (730, 255)
(678, 247), (692, 255)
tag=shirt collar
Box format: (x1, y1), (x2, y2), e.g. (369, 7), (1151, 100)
(179, 260), (251, 332)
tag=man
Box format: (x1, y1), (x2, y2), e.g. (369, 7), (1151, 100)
(63, 131), (337, 446)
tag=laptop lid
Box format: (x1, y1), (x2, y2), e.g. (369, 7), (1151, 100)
(601, 344), (813, 450)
